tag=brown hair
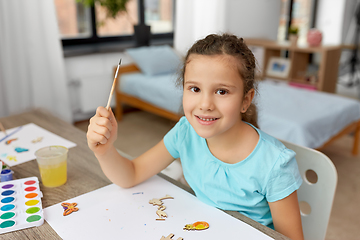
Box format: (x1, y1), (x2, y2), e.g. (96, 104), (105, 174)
(178, 33), (259, 128)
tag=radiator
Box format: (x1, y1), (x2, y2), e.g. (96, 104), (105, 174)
(69, 73), (114, 114)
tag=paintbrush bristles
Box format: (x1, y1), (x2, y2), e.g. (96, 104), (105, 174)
(114, 59), (122, 80)
(105, 59), (122, 110)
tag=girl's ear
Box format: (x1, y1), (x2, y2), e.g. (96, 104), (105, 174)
(241, 89), (255, 113)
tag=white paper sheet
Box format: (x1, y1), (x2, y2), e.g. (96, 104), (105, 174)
(0, 123), (77, 166)
(44, 175), (273, 240)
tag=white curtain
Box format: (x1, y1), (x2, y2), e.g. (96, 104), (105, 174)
(0, 0), (72, 123)
(174, 0), (227, 55)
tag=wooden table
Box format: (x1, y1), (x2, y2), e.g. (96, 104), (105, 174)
(0, 109), (289, 240)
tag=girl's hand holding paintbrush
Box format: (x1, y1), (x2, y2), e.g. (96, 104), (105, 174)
(87, 59), (121, 156)
(86, 59), (137, 187)
(87, 106), (118, 156)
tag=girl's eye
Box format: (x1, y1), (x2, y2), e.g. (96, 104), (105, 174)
(216, 89), (228, 95)
(189, 87), (200, 93)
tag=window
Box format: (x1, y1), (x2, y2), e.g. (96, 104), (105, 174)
(278, 0), (317, 45)
(95, 0), (138, 37)
(55, 0), (92, 39)
(54, 0), (174, 46)
(145, 0), (174, 34)
(278, 0), (290, 41)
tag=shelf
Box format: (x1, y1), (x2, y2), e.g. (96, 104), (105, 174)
(290, 78), (317, 86)
(246, 38), (342, 93)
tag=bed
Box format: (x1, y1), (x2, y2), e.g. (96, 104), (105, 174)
(115, 64), (182, 122)
(114, 47), (360, 155)
(256, 80), (360, 154)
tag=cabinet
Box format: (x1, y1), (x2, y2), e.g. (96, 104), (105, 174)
(245, 38), (342, 93)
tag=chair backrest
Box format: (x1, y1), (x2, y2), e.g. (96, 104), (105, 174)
(280, 140), (338, 240)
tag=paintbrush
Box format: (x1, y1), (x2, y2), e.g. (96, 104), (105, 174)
(0, 122), (7, 136)
(106, 59), (122, 110)
(0, 126), (22, 143)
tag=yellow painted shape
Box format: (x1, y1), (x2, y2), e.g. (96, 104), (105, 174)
(6, 155), (17, 162)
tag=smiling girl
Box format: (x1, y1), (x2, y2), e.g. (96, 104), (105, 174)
(86, 33), (304, 240)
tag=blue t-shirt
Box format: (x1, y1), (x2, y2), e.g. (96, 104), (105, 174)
(164, 117), (302, 228)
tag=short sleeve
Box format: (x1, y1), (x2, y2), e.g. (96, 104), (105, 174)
(264, 148), (303, 202)
(163, 117), (187, 159)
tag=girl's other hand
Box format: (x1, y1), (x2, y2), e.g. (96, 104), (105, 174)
(86, 106), (118, 156)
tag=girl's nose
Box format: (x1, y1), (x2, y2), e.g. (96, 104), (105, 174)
(199, 93), (214, 111)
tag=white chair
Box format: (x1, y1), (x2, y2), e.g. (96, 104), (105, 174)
(281, 140), (338, 240)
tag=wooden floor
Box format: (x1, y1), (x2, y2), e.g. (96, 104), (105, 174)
(75, 110), (360, 240)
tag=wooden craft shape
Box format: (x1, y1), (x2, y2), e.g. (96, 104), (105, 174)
(61, 202), (79, 216)
(31, 137), (43, 143)
(160, 233), (183, 240)
(149, 194), (174, 206)
(156, 205), (167, 220)
(149, 195), (174, 220)
(183, 221), (210, 231)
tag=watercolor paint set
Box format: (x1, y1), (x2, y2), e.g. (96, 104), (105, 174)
(0, 177), (44, 234)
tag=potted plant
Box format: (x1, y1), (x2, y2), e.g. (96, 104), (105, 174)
(76, 0), (151, 46)
(288, 25), (299, 46)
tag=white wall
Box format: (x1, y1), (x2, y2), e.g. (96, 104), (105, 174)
(316, 0), (347, 45)
(340, 0), (360, 45)
(225, 0), (281, 41)
(315, 0), (360, 45)
(174, 0), (281, 55)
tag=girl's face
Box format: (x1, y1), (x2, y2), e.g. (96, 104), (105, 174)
(183, 54), (253, 140)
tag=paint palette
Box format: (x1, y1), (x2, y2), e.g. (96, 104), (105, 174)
(0, 177), (44, 234)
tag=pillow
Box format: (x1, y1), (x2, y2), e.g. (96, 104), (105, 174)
(126, 45), (182, 76)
